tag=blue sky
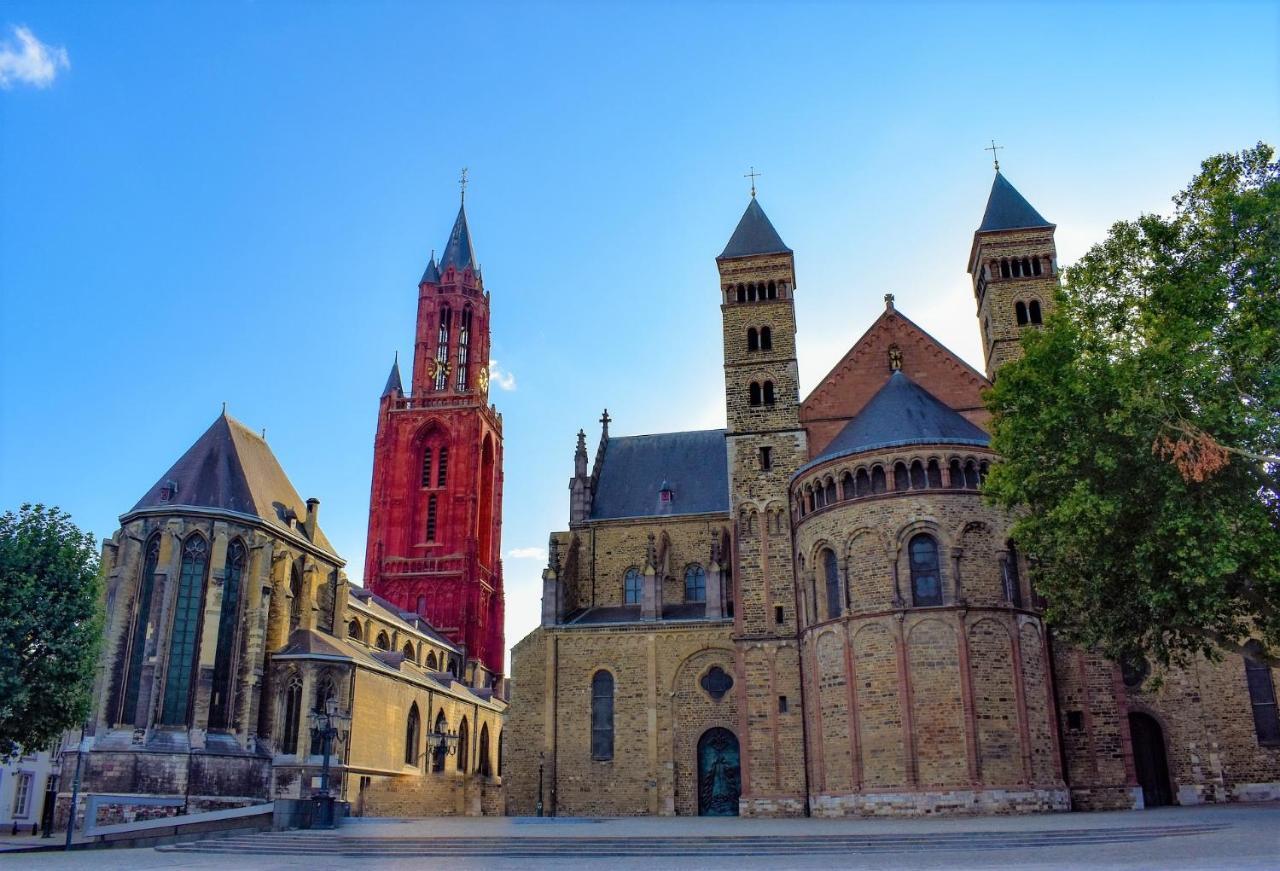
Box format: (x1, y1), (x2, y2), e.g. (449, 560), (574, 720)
(2, 1), (1277, 668)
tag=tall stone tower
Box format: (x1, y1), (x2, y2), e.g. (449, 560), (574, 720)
(967, 170), (1059, 379)
(717, 196), (808, 815)
(364, 199), (505, 680)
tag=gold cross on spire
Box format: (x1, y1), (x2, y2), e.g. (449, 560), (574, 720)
(459, 166), (469, 203)
(744, 166), (761, 198)
(985, 140), (1003, 171)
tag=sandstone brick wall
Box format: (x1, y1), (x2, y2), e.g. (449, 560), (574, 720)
(970, 226), (1059, 380)
(1052, 645), (1137, 810)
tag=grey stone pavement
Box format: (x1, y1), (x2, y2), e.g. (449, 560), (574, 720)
(2, 804), (1278, 870)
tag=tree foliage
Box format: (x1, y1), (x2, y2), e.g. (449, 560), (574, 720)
(984, 144), (1280, 667)
(0, 504), (103, 758)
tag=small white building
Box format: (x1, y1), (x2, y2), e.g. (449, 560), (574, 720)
(1, 746), (58, 833)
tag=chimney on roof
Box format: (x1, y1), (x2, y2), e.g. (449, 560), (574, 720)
(304, 498), (319, 540)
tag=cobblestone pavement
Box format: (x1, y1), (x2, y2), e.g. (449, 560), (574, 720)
(3, 804), (1277, 870)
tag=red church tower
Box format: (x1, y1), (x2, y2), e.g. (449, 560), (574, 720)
(364, 194), (505, 680)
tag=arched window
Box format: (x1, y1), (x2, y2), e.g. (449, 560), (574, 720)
(209, 539), (246, 730)
(375, 631), (390, 650)
(823, 548), (841, 619)
(591, 670), (614, 760)
(405, 703), (421, 765)
(909, 534), (943, 606)
(841, 472), (854, 500)
(479, 723), (492, 776)
(1244, 644), (1280, 744)
(979, 461), (990, 484)
(760, 326), (772, 350)
(736, 284), (746, 303)
(431, 710), (448, 772)
(421, 447), (432, 487)
(456, 716), (470, 772)
(893, 461), (910, 492)
(747, 284), (757, 302)
(762, 381), (775, 405)
(684, 565), (706, 603)
(747, 328), (759, 351)
(949, 459), (964, 489)
(426, 494), (438, 541)
(435, 306), (451, 391)
(1032, 256), (1043, 276)
(814, 483), (825, 509)
(119, 533), (161, 726)
(456, 307), (471, 390)
(910, 460), (927, 489)
(289, 561), (302, 630)
(824, 478), (837, 505)
(1021, 257), (1032, 276)
(281, 673), (303, 755)
(1003, 541), (1024, 607)
(624, 568), (643, 605)
(348, 620), (362, 640)
(805, 487), (815, 512)
(871, 465), (886, 494)
(964, 460), (980, 489)
(161, 535), (209, 725)
(855, 468), (871, 497)
(1012, 258), (1023, 277)
(1000, 258), (1011, 278)
(426, 651), (438, 670)
(403, 642), (415, 661)
(1029, 300), (1042, 324)
(927, 459), (943, 488)
(749, 382), (762, 406)
(1016, 301), (1029, 325)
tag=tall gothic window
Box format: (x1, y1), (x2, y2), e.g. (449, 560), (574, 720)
(376, 631), (390, 650)
(684, 565), (706, 603)
(405, 702), (421, 765)
(432, 710), (448, 772)
(426, 651), (438, 670)
(281, 673), (303, 755)
(435, 306), (451, 391)
(479, 723), (492, 776)
(208, 539), (246, 730)
(456, 308), (471, 390)
(910, 534), (943, 607)
(823, 548), (842, 618)
(289, 561), (302, 630)
(591, 670), (614, 760)
(457, 716), (470, 772)
(426, 494), (438, 542)
(1003, 540), (1024, 607)
(624, 568), (642, 605)
(437, 446), (449, 487)
(160, 535), (208, 725)
(1245, 645), (1280, 745)
(421, 447), (432, 487)
(120, 533), (161, 725)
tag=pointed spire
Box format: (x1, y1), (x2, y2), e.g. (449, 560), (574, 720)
(440, 204), (478, 272)
(382, 352), (403, 397)
(420, 250), (440, 285)
(718, 198), (791, 260)
(978, 172), (1053, 232)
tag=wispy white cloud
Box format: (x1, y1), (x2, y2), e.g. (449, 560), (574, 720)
(507, 546), (546, 560)
(489, 360), (517, 391)
(0, 26), (69, 90)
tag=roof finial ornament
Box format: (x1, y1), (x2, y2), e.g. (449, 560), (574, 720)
(884, 292), (895, 311)
(459, 166), (468, 203)
(985, 139), (1003, 172)
(600, 408), (611, 438)
(222, 401), (227, 414)
(744, 166), (761, 198)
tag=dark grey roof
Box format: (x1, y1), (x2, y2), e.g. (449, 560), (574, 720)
(347, 586), (461, 653)
(798, 371), (990, 475)
(589, 429), (729, 520)
(566, 603), (710, 626)
(129, 412), (337, 555)
(382, 354), (403, 397)
(420, 255), (440, 284)
(718, 197), (791, 260)
(439, 204), (477, 271)
(978, 172), (1052, 232)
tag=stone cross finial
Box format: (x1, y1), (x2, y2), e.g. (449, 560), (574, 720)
(884, 292), (895, 311)
(599, 409), (611, 438)
(888, 343), (903, 371)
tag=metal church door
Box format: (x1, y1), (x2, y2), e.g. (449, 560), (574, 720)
(697, 727), (741, 816)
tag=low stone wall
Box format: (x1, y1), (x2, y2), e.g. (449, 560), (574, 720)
(809, 787), (1070, 817)
(358, 773), (503, 817)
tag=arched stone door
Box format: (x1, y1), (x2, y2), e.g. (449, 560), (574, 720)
(1129, 712), (1173, 807)
(697, 727), (741, 816)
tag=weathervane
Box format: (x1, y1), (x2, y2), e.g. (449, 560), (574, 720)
(985, 140), (1003, 172)
(459, 166), (469, 203)
(744, 166), (761, 198)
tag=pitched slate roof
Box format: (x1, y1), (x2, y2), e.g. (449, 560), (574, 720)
(347, 586), (461, 654)
(589, 429), (729, 520)
(129, 412), (338, 556)
(718, 197), (791, 260)
(978, 171), (1053, 232)
(420, 254), (440, 284)
(439, 204), (477, 271)
(382, 354), (403, 397)
(798, 371), (990, 475)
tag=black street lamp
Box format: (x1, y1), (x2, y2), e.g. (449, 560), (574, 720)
(421, 724), (460, 771)
(307, 695), (350, 829)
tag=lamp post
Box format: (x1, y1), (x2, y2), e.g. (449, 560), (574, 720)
(421, 724), (460, 772)
(307, 696), (350, 829)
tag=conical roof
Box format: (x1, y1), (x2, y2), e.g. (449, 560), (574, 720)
(718, 197), (791, 260)
(129, 412), (337, 555)
(382, 354), (403, 397)
(978, 171), (1052, 232)
(799, 371), (989, 473)
(420, 255), (440, 285)
(439, 204), (477, 271)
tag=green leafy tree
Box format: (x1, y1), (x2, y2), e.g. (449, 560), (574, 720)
(0, 504), (103, 758)
(984, 144), (1280, 668)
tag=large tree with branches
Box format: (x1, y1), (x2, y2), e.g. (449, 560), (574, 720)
(984, 144), (1279, 667)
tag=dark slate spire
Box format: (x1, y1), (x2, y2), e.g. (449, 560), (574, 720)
(718, 198), (792, 260)
(978, 171), (1053, 232)
(420, 252), (440, 285)
(382, 352), (403, 397)
(439, 204), (478, 272)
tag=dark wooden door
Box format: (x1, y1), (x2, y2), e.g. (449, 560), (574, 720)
(1129, 712), (1173, 807)
(697, 727), (741, 816)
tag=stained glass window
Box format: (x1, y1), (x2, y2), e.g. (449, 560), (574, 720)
(685, 565), (706, 603)
(208, 539), (245, 730)
(160, 535), (208, 725)
(120, 533), (161, 725)
(591, 671), (614, 760)
(910, 534), (942, 606)
(624, 568), (643, 605)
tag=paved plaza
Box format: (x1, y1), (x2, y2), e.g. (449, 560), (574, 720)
(2, 804), (1278, 870)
